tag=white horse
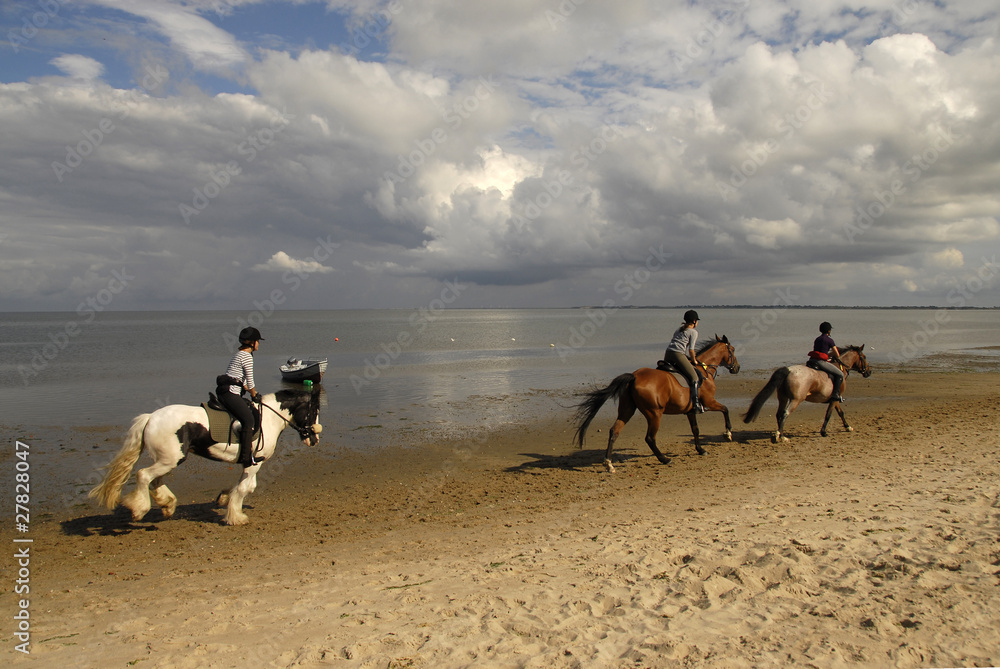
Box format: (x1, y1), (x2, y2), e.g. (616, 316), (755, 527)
(89, 388), (322, 525)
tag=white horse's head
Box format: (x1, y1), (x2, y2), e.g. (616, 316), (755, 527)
(274, 387), (324, 447)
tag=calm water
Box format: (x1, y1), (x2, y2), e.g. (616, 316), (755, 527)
(2, 307), (997, 432)
(2, 307), (997, 512)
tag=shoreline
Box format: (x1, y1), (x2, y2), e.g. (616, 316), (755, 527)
(2, 369), (999, 666)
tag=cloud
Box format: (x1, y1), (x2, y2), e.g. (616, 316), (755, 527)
(89, 0), (248, 74)
(0, 1), (998, 309)
(252, 251), (334, 274)
(50, 54), (105, 80)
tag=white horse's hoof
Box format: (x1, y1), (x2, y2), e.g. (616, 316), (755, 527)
(216, 492), (229, 507)
(771, 433), (780, 444)
(224, 511), (249, 526)
(847, 426), (854, 432)
(604, 459), (615, 473)
(725, 431), (733, 442)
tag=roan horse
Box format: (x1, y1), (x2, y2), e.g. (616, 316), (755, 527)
(89, 388), (323, 525)
(743, 345), (871, 443)
(573, 335), (740, 472)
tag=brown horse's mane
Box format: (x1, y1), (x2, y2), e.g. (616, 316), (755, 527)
(695, 334), (727, 356)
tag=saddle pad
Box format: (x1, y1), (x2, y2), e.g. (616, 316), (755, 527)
(202, 403), (237, 444)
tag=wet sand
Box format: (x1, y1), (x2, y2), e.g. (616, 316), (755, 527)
(2, 367), (1000, 667)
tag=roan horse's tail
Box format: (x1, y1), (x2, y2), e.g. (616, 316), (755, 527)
(573, 373), (635, 447)
(88, 413), (151, 509)
(742, 367), (791, 424)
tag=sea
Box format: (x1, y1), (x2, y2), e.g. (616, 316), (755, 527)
(2, 307), (998, 433)
(2, 307), (997, 513)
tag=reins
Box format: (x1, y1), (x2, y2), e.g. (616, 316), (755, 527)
(257, 397), (316, 441)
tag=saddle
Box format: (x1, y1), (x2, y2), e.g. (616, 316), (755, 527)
(655, 359), (704, 380)
(806, 358), (842, 387)
(202, 393), (261, 444)
(656, 359), (680, 373)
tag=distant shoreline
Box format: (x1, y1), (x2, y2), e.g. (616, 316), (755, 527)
(1, 305), (998, 315)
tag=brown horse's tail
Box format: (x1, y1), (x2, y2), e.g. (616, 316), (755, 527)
(573, 373), (635, 447)
(742, 367), (790, 423)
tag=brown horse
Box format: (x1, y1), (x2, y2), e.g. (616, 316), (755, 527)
(573, 335), (740, 472)
(742, 345), (871, 443)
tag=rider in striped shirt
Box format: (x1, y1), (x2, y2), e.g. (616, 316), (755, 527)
(218, 327), (264, 466)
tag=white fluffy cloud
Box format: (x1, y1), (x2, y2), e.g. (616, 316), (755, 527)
(50, 54), (105, 80)
(252, 251), (335, 274)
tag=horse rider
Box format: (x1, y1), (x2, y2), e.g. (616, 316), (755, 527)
(663, 309), (706, 413)
(217, 326), (265, 466)
(808, 321), (846, 403)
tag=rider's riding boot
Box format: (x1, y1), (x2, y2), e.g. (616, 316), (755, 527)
(238, 435), (253, 467)
(237, 424), (265, 466)
(692, 382), (705, 413)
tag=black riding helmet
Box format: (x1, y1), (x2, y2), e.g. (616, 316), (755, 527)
(684, 309), (700, 324)
(239, 327), (265, 345)
(819, 322), (832, 334)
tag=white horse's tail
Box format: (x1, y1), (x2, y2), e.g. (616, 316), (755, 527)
(88, 413), (151, 509)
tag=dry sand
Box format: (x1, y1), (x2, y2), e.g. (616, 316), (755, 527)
(3, 367), (1000, 668)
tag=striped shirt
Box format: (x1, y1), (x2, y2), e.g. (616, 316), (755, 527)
(224, 350), (255, 395)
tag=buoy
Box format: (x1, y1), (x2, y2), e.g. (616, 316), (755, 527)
(334, 337), (339, 342)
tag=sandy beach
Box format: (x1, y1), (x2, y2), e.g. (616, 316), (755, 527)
(4, 364), (1000, 668)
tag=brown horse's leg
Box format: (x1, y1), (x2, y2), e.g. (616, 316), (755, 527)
(604, 396), (637, 473)
(835, 403), (853, 433)
(820, 402), (834, 437)
(642, 412), (670, 464)
(774, 396), (791, 443)
(686, 411), (705, 455)
(701, 396), (732, 442)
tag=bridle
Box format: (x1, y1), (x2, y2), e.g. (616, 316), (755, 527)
(833, 348), (871, 378)
(258, 397), (320, 442)
(702, 340), (740, 375)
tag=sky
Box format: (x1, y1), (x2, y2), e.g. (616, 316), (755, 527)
(1, 0), (999, 311)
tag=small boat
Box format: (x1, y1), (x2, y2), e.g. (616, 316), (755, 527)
(279, 356), (327, 383)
